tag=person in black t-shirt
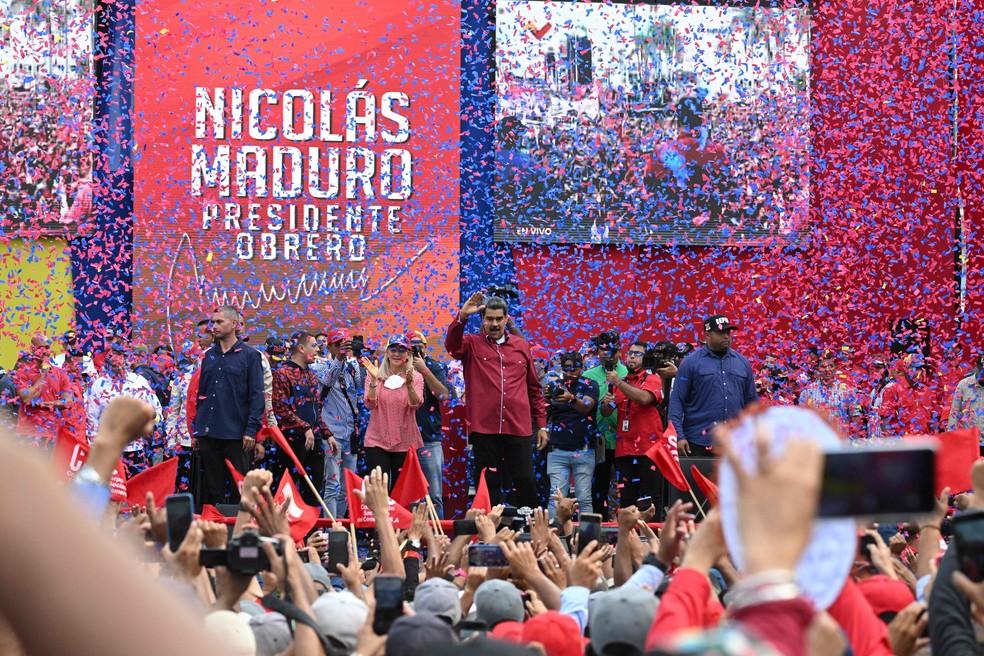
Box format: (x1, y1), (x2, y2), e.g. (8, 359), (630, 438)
(544, 351), (599, 520)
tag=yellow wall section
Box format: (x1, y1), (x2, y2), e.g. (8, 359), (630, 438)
(0, 238), (74, 370)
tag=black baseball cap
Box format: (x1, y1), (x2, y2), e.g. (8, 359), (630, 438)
(703, 315), (739, 332)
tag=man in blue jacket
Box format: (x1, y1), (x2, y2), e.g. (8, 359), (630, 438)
(193, 305), (265, 504)
(669, 314), (758, 457)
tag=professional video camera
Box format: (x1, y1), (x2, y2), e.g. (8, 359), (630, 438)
(644, 340), (692, 372)
(543, 370), (567, 398)
(592, 331), (621, 372)
(199, 528), (284, 575)
(486, 284), (521, 301)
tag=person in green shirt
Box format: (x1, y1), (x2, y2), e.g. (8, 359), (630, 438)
(582, 331), (627, 521)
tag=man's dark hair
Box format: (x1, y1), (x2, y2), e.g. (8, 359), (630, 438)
(561, 351), (583, 368)
(480, 295), (508, 319)
(632, 340), (649, 352)
(315, 332), (328, 341)
(197, 319), (210, 328)
(290, 331), (315, 354)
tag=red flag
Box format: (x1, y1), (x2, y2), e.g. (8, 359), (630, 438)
(225, 459), (245, 495)
(344, 469), (414, 529)
(274, 470), (320, 543)
(906, 428), (980, 494)
(200, 504), (227, 521)
(646, 432), (691, 492)
(261, 426), (306, 476)
(472, 467), (492, 513)
(125, 458), (178, 507)
(52, 425), (128, 502)
(391, 448), (429, 507)
(690, 465), (719, 507)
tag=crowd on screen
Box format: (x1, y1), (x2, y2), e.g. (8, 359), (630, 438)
(4, 294), (984, 655)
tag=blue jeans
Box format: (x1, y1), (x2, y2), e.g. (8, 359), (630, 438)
(418, 442), (444, 518)
(323, 435), (358, 518)
(547, 447), (594, 520)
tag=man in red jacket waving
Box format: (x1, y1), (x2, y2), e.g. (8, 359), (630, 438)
(445, 291), (547, 508)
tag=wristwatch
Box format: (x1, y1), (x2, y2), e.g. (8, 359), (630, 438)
(409, 539), (422, 550)
(642, 552), (669, 573)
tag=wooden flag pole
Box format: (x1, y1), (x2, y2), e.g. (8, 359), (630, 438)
(425, 494), (444, 535)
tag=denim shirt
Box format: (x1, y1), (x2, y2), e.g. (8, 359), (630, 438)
(668, 346), (758, 447)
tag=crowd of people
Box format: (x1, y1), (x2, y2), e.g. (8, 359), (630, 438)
(4, 294), (984, 654)
(0, 76), (94, 233)
(2, 294), (980, 523)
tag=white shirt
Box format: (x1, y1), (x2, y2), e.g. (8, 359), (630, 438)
(85, 371), (163, 451)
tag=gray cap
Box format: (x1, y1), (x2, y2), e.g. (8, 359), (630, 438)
(474, 580), (524, 628)
(250, 612), (292, 656)
(304, 562), (332, 593)
(385, 614), (459, 656)
(413, 577), (463, 626)
(312, 590), (370, 651)
(588, 587), (660, 654)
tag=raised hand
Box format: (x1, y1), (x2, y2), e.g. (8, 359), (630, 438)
(459, 290), (487, 321)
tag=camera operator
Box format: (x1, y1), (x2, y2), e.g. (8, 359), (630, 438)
(583, 331), (626, 520)
(600, 341), (666, 515)
(646, 340), (683, 426)
(544, 351), (599, 519)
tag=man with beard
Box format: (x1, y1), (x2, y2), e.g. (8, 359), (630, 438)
(272, 332), (338, 507)
(600, 341), (665, 512)
(669, 315), (758, 457)
(445, 291), (546, 508)
(192, 306), (265, 505)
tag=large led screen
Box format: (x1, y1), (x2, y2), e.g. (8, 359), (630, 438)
(494, 1), (811, 245)
(0, 0), (95, 236)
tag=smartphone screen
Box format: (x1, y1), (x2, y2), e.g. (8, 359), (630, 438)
(954, 511), (984, 582)
(468, 544), (509, 568)
(327, 531), (350, 575)
(819, 445), (937, 518)
(636, 496), (653, 512)
(165, 493), (195, 552)
(372, 575), (404, 634)
(577, 513), (603, 554)
(454, 520), (479, 536)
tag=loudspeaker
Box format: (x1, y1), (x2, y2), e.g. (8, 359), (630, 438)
(665, 457), (717, 510)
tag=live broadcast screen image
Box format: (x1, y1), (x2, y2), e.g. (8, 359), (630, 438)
(494, 1), (811, 245)
(0, 0), (95, 236)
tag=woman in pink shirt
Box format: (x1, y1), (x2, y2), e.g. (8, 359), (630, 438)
(361, 334), (424, 488)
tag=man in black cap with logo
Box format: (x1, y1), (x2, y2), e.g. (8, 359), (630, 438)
(668, 314), (758, 457)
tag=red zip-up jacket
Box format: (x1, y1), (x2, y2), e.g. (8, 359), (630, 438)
(445, 317), (546, 436)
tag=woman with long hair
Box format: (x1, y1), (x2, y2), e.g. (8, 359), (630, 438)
(360, 334), (424, 487)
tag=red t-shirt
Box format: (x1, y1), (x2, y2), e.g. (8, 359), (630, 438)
(613, 371), (664, 458)
(11, 360), (72, 438)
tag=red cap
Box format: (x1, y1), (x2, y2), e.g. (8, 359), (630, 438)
(521, 611), (588, 656)
(325, 329), (349, 344)
(857, 574), (915, 617)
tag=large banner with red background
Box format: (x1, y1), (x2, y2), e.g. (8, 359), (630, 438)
(132, 0), (460, 347)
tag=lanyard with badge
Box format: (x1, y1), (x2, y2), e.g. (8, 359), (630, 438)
(621, 373), (647, 433)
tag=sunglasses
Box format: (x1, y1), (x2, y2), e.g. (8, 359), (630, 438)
(626, 350), (647, 357)
(561, 365), (578, 372)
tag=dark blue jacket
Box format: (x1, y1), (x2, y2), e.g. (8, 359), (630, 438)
(193, 339), (264, 440)
(668, 346), (758, 447)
